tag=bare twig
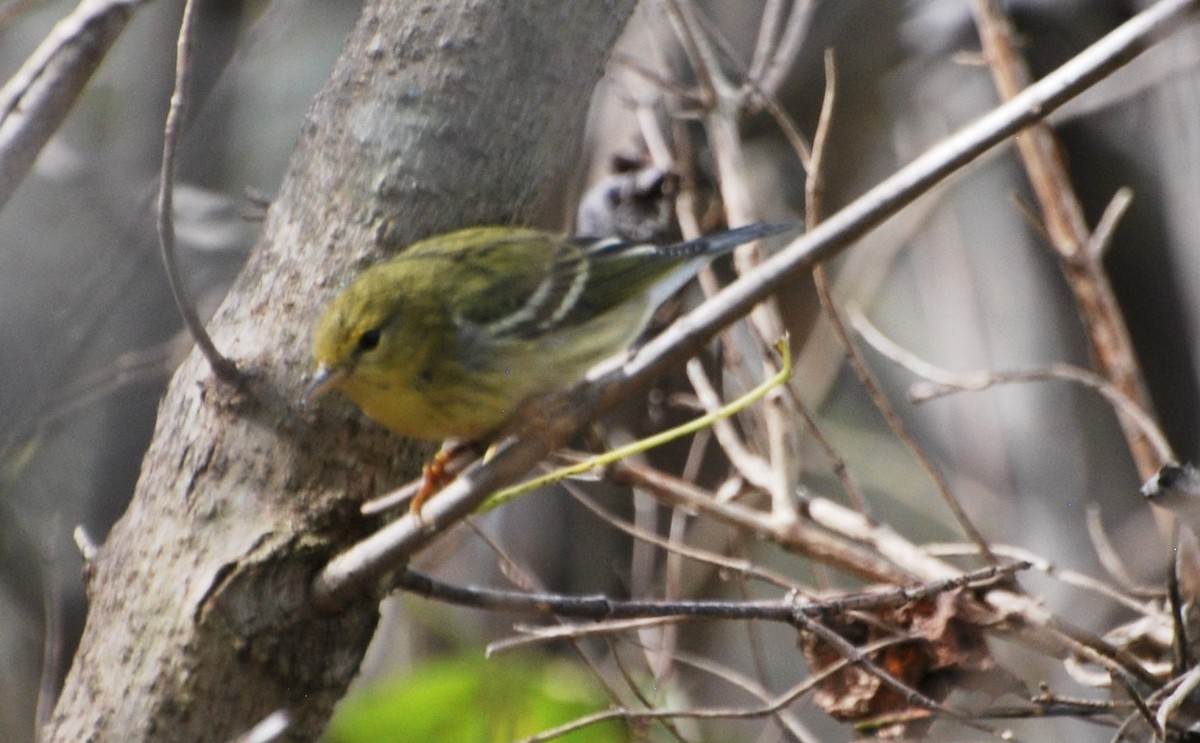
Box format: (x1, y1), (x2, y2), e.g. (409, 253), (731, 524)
(668, 0), (803, 524)
(781, 379), (872, 515)
(35, 526), (63, 733)
(803, 48), (835, 228)
(921, 367), (1171, 460)
(737, 47), (872, 517)
(685, 358), (775, 491)
(747, 0), (788, 88)
(670, 649), (819, 742)
(492, 616), (683, 654)
(1167, 529), (1190, 674)
(565, 480), (805, 591)
(852, 307), (1175, 465)
(793, 50), (870, 512)
(1085, 505), (1164, 599)
(611, 52), (703, 105)
(1087, 187), (1135, 259)
(1156, 662), (1200, 735)
(926, 541), (1158, 614)
(808, 51), (995, 559)
(361, 443), (479, 515)
(0, 0), (146, 212)
(971, 0), (1161, 479)
(649, 504), (686, 679)
(748, 0), (816, 101)
(461, 516), (674, 741)
(1115, 672), (1162, 737)
(157, 0), (240, 383)
(619, 462), (946, 584)
(981, 697), (1127, 723)
(521, 633), (919, 742)
(396, 562), (1027, 623)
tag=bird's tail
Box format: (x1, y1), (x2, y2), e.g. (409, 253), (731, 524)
(662, 222), (799, 258)
(640, 222), (800, 308)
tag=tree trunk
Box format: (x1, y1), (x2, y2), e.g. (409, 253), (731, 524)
(45, 1), (637, 740)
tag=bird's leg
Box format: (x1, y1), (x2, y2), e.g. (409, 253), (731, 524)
(410, 440), (477, 518)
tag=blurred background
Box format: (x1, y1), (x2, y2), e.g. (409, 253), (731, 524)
(2, 1), (1198, 740)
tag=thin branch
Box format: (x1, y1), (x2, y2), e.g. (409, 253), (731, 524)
(803, 48), (835, 227)
(747, 0), (788, 87)
(1085, 505), (1163, 599)
(749, 0), (816, 101)
(919, 368), (1171, 461)
(669, 649), (819, 742)
(647, 503), (686, 680)
(1087, 187), (1135, 259)
(564, 481), (806, 591)
(1167, 530), (1190, 674)
(979, 698), (1125, 723)
(460, 514), (668, 741)
(971, 0), (1161, 478)
(603, 640), (688, 743)
(685, 358), (775, 491)
(1038, 610), (1162, 690)
(611, 52), (704, 105)
(738, 48), (869, 517)
(811, 52), (991, 552)
(395, 562), (1028, 623)
(1155, 663), (1200, 735)
(727, 556), (782, 737)
(851, 307), (1175, 465)
(0, 0), (146, 212)
(157, 0), (240, 383)
(668, 0), (801, 524)
(361, 443), (478, 515)
(491, 616), (685, 655)
(519, 634), (921, 742)
(682, 4), (815, 168)
(312, 0), (1200, 608)
(780, 380), (872, 515)
(1114, 672), (1162, 737)
(925, 541), (1159, 615)
(35, 524), (64, 734)
(618, 462), (924, 584)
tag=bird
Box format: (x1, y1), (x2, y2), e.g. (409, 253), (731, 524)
(307, 222), (796, 510)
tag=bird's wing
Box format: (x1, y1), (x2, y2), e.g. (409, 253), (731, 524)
(402, 228), (590, 341)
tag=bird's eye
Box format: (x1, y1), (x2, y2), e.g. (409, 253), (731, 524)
(356, 328), (382, 352)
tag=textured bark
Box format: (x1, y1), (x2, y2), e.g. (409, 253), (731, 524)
(46, 1), (637, 740)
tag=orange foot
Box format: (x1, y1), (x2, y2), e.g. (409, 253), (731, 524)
(410, 441), (476, 519)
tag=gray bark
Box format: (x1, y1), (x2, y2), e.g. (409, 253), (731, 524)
(46, 1), (638, 740)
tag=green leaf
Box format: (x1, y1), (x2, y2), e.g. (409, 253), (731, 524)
(325, 653), (627, 743)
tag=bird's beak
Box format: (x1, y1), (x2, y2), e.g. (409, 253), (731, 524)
(304, 364), (347, 405)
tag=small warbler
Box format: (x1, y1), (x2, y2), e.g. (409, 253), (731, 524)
(307, 223), (795, 441)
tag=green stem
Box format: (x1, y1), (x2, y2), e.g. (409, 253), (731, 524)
(478, 336), (792, 512)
